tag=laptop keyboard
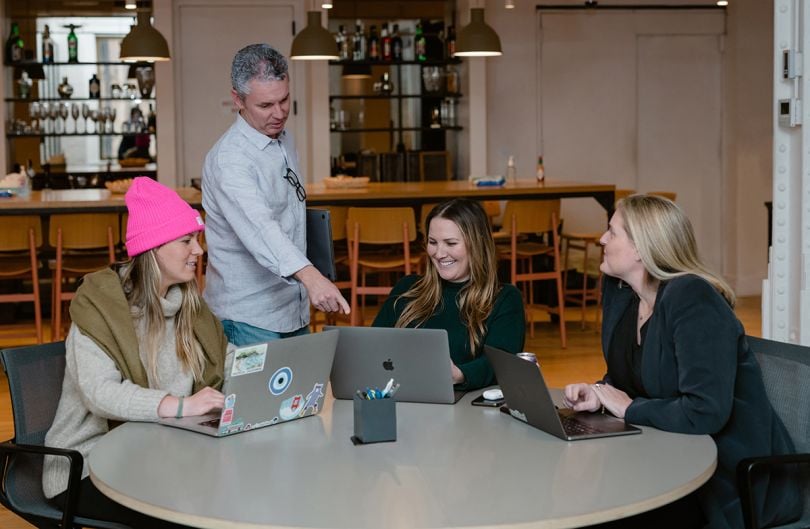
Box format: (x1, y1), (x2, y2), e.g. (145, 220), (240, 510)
(560, 415), (602, 436)
(199, 417), (220, 428)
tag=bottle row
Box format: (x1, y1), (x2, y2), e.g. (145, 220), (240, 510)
(6, 22), (79, 65)
(334, 20), (456, 63)
(14, 66), (155, 102)
(329, 99), (459, 131)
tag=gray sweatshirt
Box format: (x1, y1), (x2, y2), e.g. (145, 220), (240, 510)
(43, 286), (193, 499)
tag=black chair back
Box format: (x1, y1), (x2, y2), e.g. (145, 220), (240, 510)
(747, 335), (810, 524)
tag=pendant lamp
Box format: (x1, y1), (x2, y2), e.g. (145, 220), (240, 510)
(120, 11), (171, 62)
(454, 8), (502, 57)
(291, 11), (340, 60)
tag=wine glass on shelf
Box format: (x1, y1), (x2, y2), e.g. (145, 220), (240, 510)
(97, 108), (108, 135)
(89, 109), (99, 134)
(59, 104), (69, 135)
(71, 103), (80, 134)
(81, 103), (90, 134)
(108, 107), (117, 133)
(39, 102), (50, 134)
(48, 103), (60, 134)
(29, 102), (41, 133)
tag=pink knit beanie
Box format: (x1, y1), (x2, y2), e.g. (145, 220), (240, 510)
(125, 177), (204, 257)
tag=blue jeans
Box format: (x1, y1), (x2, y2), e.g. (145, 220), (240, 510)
(222, 320), (310, 346)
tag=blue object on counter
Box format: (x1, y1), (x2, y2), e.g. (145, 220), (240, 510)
(473, 176), (506, 187)
(0, 190), (16, 198)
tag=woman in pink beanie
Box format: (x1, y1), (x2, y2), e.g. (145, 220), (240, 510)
(43, 177), (227, 528)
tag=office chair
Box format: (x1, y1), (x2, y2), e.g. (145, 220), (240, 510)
(0, 341), (131, 529)
(737, 336), (810, 529)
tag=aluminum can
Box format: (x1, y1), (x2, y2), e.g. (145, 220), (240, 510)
(516, 352), (538, 365)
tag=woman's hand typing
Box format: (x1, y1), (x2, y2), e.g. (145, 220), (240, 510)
(563, 383), (601, 412)
(158, 387), (225, 418)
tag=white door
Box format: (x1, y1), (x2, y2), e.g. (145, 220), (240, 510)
(637, 35), (724, 272)
(176, 3), (296, 185)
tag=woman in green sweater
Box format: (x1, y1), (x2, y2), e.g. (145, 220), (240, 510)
(373, 199), (525, 390)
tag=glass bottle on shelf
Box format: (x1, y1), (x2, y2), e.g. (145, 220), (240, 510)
(381, 23), (392, 61)
(147, 104), (156, 133)
(335, 25), (344, 58)
(17, 71), (33, 99)
(414, 23), (427, 62)
(57, 77), (74, 99)
(353, 21), (366, 61)
(536, 156), (545, 182)
(88, 74), (100, 99)
(446, 26), (456, 58)
(446, 65), (459, 94)
(380, 72), (393, 94)
(5, 22), (24, 64)
(42, 24), (55, 64)
(66, 24), (79, 63)
(338, 26), (350, 61)
(391, 24), (403, 61)
(506, 155), (517, 184)
(367, 25), (379, 61)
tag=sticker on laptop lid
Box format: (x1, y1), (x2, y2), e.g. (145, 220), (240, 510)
(279, 394), (303, 421)
(231, 344), (268, 377)
(269, 366), (293, 395)
(300, 383), (325, 417)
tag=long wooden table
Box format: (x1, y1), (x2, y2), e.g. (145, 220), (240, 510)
(0, 180), (615, 215)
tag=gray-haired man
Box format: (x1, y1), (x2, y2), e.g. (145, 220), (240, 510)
(202, 43), (349, 346)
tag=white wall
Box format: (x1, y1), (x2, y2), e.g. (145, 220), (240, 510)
(477, 0), (772, 296)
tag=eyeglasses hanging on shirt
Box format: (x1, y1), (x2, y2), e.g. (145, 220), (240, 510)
(279, 140), (307, 202)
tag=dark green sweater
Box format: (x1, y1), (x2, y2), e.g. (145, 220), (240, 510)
(372, 275), (525, 390)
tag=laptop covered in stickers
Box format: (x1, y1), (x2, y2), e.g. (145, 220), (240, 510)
(158, 330), (339, 437)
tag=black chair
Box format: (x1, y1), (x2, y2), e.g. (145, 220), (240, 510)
(0, 341), (130, 529)
(737, 336), (810, 529)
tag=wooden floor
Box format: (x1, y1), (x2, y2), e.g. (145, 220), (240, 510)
(0, 297), (763, 528)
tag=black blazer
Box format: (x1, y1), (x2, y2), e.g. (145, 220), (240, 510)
(601, 274), (800, 529)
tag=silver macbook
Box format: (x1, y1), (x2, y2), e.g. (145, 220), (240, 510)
(325, 326), (465, 404)
(159, 330), (338, 437)
(485, 345), (641, 441)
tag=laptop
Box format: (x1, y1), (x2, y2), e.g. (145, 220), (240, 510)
(484, 345), (641, 440)
(159, 330), (339, 437)
(325, 326), (465, 404)
(306, 208), (336, 281)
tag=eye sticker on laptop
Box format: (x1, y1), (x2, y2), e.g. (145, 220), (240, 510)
(231, 344), (268, 377)
(269, 366), (293, 395)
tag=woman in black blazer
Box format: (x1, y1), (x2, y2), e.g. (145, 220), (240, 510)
(564, 195), (799, 529)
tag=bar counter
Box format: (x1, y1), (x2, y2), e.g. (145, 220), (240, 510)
(0, 180), (615, 215)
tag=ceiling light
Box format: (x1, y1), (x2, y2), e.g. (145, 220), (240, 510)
(505, 0), (515, 8)
(291, 11), (340, 60)
(716, 0), (728, 5)
(120, 11), (171, 62)
(322, 2), (333, 8)
(125, 0), (137, 9)
(454, 8), (502, 57)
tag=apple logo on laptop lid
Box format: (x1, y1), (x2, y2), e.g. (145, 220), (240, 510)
(383, 358), (395, 371)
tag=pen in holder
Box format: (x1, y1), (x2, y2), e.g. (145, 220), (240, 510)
(352, 394), (397, 445)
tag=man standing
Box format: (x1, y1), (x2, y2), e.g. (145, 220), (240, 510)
(202, 43), (349, 345)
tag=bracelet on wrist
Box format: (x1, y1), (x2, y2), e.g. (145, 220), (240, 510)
(175, 396), (184, 419)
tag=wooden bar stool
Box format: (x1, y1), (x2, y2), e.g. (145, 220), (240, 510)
(347, 207), (420, 326)
(561, 188), (635, 329)
(0, 216), (44, 344)
(50, 213), (120, 341)
(497, 200), (566, 347)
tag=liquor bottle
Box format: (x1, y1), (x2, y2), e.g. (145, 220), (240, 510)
(352, 21), (366, 61)
(338, 26), (350, 61)
(41, 24), (55, 64)
(446, 25), (456, 58)
(536, 156), (545, 182)
(335, 25), (344, 57)
(391, 24), (403, 61)
(5, 22), (24, 64)
(381, 23), (392, 61)
(414, 23), (427, 62)
(88, 74), (100, 99)
(66, 24), (79, 63)
(367, 25), (379, 61)
(147, 104), (157, 133)
(506, 155), (517, 184)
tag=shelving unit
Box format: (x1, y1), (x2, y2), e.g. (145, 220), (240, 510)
(328, 55), (463, 181)
(4, 60), (156, 185)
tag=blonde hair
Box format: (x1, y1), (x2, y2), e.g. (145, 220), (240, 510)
(395, 199), (500, 355)
(618, 194), (735, 306)
(119, 248), (206, 383)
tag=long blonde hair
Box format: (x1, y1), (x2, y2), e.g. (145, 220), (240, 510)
(618, 194), (735, 306)
(395, 199), (500, 354)
(119, 249), (206, 384)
